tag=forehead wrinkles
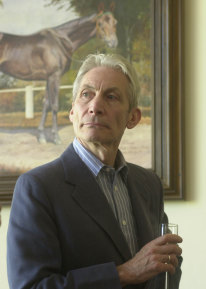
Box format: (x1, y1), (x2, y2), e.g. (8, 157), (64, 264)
(79, 69), (129, 94)
(80, 83), (123, 96)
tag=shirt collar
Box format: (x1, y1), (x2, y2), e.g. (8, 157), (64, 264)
(73, 138), (128, 179)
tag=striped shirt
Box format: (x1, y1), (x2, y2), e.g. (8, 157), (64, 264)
(73, 138), (138, 256)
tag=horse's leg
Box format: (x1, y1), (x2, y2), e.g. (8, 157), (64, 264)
(38, 89), (50, 144)
(47, 72), (62, 145)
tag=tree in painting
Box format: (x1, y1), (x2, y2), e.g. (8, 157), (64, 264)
(48, 0), (151, 57)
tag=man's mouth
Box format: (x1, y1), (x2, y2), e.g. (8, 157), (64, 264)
(84, 122), (108, 128)
(83, 121), (109, 129)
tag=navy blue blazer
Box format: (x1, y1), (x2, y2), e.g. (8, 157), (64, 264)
(7, 144), (182, 289)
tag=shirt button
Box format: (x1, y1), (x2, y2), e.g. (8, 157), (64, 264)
(122, 220), (127, 226)
(114, 185), (118, 191)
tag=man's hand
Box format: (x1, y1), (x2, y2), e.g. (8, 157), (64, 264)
(117, 234), (183, 287)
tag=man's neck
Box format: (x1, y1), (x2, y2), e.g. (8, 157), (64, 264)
(76, 138), (118, 167)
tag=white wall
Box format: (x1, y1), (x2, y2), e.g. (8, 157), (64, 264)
(1, 0), (206, 288)
(164, 0), (206, 288)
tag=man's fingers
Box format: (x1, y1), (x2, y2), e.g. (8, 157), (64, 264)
(160, 243), (182, 256)
(158, 255), (179, 275)
(164, 263), (176, 275)
(156, 254), (179, 268)
(163, 254), (179, 267)
(154, 234), (183, 245)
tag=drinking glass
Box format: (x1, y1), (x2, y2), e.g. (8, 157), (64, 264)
(160, 223), (178, 236)
(160, 223), (178, 289)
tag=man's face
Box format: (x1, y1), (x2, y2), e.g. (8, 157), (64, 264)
(69, 66), (141, 149)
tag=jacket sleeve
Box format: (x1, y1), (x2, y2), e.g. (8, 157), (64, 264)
(7, 173), (121, 289)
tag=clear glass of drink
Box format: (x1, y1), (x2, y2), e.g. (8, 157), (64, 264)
(160, 223), (178, 289)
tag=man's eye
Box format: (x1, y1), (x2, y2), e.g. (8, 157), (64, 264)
(81, 91), (91, 98)
(107, 94), (117, 100)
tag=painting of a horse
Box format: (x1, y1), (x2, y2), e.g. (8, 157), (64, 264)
(0, 10), (118, 144)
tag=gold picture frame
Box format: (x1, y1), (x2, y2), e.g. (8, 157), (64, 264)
(153, 0), (184, 199)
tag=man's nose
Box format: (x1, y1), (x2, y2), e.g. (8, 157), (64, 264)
(88, 95), (104, 114)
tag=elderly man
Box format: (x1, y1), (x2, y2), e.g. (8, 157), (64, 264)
(7, 53), (182, 289)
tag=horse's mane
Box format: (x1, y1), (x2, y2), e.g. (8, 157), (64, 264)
(53, 14), (97, 33)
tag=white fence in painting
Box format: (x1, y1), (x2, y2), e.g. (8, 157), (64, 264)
(0, 85), (73, 119)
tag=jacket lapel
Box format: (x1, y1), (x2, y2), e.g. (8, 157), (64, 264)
(60, 144), (132, 262)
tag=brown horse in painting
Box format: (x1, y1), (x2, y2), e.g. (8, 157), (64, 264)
(0, 11), (118, 144)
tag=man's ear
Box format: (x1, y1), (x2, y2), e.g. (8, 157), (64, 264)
(126, 108), (141, 129)
(69, 103), (74, 123)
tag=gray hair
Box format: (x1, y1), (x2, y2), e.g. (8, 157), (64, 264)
(72, 53), (140, 109)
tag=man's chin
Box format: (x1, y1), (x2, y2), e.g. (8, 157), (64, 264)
(87, 135), (104, 143)
(79, 134), (110, 145)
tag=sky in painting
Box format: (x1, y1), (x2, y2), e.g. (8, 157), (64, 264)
(0, 0), (77, 34)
